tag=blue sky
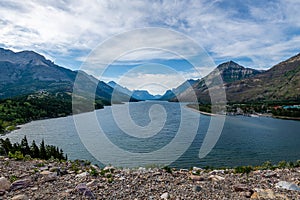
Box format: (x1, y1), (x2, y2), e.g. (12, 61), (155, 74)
(0, 0), (300, 94)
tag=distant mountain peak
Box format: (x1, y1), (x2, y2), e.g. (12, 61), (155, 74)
(217, 60), (244, 70)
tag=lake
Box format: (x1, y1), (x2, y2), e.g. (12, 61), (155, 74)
(3, 101), (300, 169)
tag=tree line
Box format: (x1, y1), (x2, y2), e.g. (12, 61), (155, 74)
(0, 92), (109, 134)
(0, 136), (67, 160)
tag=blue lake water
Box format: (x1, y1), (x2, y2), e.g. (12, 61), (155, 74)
(3, 101), (300, 168)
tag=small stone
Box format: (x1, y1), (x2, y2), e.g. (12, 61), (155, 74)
(192, 185), (201, 192)
(179, 169), (189, 173)
(75, 171), (89, 178)
(43, 173), (57, 182)
(242, 191), (253, 198)
(104, 166), (115, 172)
(208, 175), (225, 181)
(86, 179), (97, 187)
(75, 183), (95, 199)
(0, 177), (11, 191)
(263, 172), (278, 178)
(0, 189), (6, 196)
(31, 187), (38, 191)
(252, 189), (276, 199)
(160, 192), (170, 199)
(233, 184), (250, 192)
(192, 167), (202, 171)
(11, 194), (28, 200)
(40, 170), (52, 175)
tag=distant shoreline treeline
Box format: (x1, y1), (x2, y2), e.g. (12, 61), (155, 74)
(187, 102), (300, 119)
(0, 91), (109, 134)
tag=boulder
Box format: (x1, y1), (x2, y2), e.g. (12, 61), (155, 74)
(275, 181), (300, 191)
(0, 177), (10, 191)
(10, 179), (31, 191)
(189, 175), (204, 181)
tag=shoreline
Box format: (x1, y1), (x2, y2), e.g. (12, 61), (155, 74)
(186, 104), (300, 121)
(185, 104), (219, 116)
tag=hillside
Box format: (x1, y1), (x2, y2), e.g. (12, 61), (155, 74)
(226, 54), (300, 102)
(171, 55), (300, 103)
(0, 48), (135, 102)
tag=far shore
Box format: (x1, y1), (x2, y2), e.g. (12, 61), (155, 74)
(186, 103), (300, 121)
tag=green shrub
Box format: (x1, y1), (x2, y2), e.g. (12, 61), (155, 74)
(277, 161), (287, 169)
(90, 167), (99, 177)
(162, 166), (172, 174)
(8, 151), (24, 160)
(234, 166), (253, 175)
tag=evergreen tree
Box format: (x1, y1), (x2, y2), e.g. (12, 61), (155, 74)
(21, 136), (30, 155)
(39, 139), (46, 159)
(30, 140), (40, 158)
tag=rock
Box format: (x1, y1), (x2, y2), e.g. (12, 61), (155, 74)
(0, 189), (6, 196)
(208, 169), (225, 175)
(39, 166), (48, 171)
(179, 169), (189, 173)
(43, 172), (57, 182)
(104, 166), (115, 172)
(0, 177), (10, 191)
(192, 167), (202, 171)
(75, 171), (89, 178)
(263, 171), (278, 178)
(40, 170), (52, 175)
(193, 185), (202, 192)
(275, 181), (300, 191)
(75, 183), (95, 199)
(86, 179), (97, 187)
(251, 189), (276, 199)
(10, 179), (31, 191)
(31, 186), (38, 191)
(233, 184), (250, 192)
(243, 191), (253, 198)
(11, 194), (28, 200)
(189, 175), (204, 181)
(208, 175), (225, 181)
(160, 192), (170, 199)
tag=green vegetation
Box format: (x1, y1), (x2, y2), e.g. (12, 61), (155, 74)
(232, 160), (300, 174)
(188, 102), (300, 119)
(162, 166), (173, 174)
(0, 91), (110, 134)
(0, 136), (67, 160)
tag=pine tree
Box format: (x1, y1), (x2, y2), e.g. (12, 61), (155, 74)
(30, 140), (40, 158)
(39, 139), (46, 159)
(21, 136), (30, 156)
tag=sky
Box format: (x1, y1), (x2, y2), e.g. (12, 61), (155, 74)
(0, 0), (300, 94)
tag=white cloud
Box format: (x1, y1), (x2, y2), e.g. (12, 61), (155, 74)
(0, 0), (299, 91)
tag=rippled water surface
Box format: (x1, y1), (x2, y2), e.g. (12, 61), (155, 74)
(3, 101), (300, 168)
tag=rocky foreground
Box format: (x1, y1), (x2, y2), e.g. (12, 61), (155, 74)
(0, 157), (300, 200)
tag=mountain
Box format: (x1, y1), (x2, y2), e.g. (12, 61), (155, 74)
(107, 81), (161, 100)
(225, 54), (300, 102)
(0, 48), (135, 103)
(160, 79), (198, 100)
(107, 81), (132, 97)
(132, 90), (161, 100)
(170, 55), (300, 103)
